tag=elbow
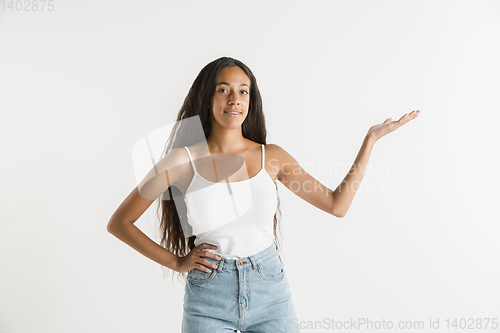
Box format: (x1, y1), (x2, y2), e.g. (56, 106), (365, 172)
(333, 209), (347, 218)
(331, 196), (347, 218)
(107, 219), (134, 234)
(107, 220), (119, 234)
(107, 221), (114, 234)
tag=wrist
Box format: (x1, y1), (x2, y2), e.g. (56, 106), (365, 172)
(165, 254), (181, 272)
(365, 133), (377, 146)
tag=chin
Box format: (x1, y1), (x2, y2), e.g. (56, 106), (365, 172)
(221, 115), (247, 125)
(224, 122), (245, 129)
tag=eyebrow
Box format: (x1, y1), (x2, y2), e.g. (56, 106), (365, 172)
(216, 82), (249, 88)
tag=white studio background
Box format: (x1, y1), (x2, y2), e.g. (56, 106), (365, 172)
(1, 0), (499, 332)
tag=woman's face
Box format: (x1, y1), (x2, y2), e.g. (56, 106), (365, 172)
(209, 66), (251, 129)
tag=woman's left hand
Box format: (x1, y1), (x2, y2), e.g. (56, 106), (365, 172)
(366, 110), (421, 142)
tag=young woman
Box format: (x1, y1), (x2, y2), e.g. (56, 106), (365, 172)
(107, 56), (420, 332)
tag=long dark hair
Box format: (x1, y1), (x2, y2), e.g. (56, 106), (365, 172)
(156, 56), (283, 282)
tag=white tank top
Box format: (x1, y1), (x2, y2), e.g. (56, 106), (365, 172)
(183, 144), (278, 259)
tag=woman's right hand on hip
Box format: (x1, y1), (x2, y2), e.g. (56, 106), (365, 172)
(174, 243), (221, 273)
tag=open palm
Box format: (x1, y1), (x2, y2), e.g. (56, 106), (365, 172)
(367, 110), (421, 141)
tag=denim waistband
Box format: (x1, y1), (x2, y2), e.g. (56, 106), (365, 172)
(201, 241), (278, 272)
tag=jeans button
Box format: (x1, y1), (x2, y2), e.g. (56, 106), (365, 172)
(238, 261), (243, 266)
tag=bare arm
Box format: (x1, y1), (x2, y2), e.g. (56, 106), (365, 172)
(106, 147), (221, 274)
(332, 110), (421, 216)
(272, 137), (374, 218)
(107, 187), (180, 271)
(106, 148), (187, 271)
(331, 135), (375, 217)
(271, 144), (343, 218)
(273, 110), (420, 218)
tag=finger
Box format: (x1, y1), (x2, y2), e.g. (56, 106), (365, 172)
(195, 263), (212, 273)
(201, 243), (218, 250)
(197, 243), (219, 260)
(196, 243), (215, 253)
(197, 250), (221, 261)
(383, 118), (393, 124)
(207, 252), (222, 260)
(192, 258), (211, 272)
(201, 258), (219, 269)
(406, 110), (420, 121)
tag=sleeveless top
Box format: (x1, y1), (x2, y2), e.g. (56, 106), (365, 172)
(183, 144), (278, 259)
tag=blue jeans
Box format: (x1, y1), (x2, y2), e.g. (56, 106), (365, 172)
(182, 241), (300, 332)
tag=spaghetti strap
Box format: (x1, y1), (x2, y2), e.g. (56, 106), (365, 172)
(261, 144), (265, 169)
(183, 146), (197, 173)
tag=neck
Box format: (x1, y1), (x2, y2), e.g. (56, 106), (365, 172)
(206, 127), (247, 153)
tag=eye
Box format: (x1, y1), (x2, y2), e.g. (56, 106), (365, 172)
(218, 88), (249, 95)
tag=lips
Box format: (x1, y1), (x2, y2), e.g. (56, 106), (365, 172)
(224, 110), (242, 117)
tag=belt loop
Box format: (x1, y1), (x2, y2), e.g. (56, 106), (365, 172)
(217, 258), (224, 272)
(248, 256), (258, 270)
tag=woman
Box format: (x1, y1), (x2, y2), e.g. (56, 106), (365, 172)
(107, 56), (420, 332)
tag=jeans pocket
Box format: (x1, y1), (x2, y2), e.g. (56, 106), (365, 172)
(257, 254), (285, 281)
(187, 266), (218, 285)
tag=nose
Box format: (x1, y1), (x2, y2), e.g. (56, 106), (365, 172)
(227, 90), (241, 106)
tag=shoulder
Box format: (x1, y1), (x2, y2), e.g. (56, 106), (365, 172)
(264, 143), (298, 166)
(168, 146), (189, 160)
(157, 146), (192, 173)
(263, 144), (300, 182)
(265, 143), (291, 157)
(156, 146), (194, 190)
(265, 143), (283, 151)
